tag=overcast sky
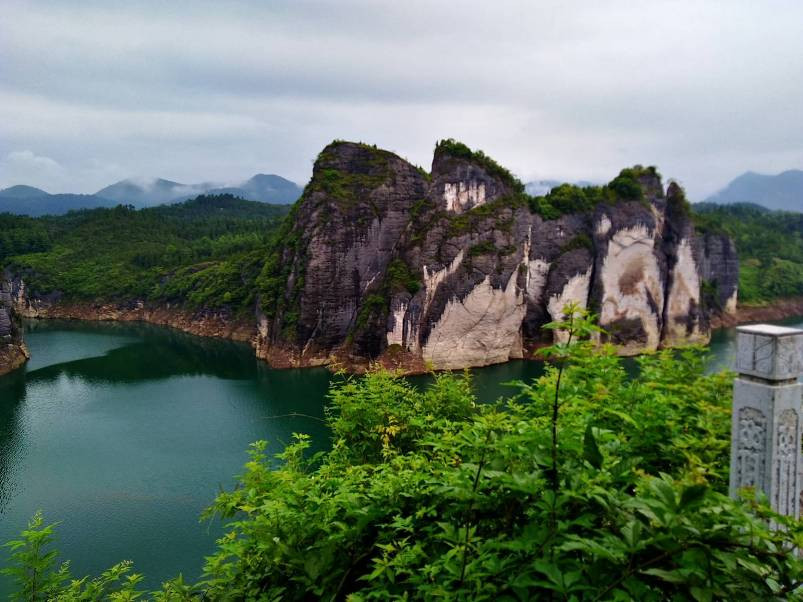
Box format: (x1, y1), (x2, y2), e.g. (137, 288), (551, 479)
(1, 0), (802, 199)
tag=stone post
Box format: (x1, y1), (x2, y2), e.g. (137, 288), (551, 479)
(729, 324), (803, 518)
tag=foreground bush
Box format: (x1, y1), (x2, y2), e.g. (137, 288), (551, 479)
(4, 311), (803, 600)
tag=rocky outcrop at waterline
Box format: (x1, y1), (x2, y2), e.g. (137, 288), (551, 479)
(0, 275), (29, 375)
(255, 140), (739, 371)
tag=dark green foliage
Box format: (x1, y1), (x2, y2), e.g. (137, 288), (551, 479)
(445, 194), (527, 237)
(354, 294), (388, 331)
(667, 181), (692, 217)
(9, 313), (802, 600)
(434, 139), (525, 193)
(386, 259), (421, 295)
(528, 166), (659, 219)
(539, 183), (604, 215)
(608, 165), (658, 201)
(347, 259), (421, 342)
(468, 240), (497, 257)
(701, 278), (722, 312)
(0, 214), (52, 261)
(254, 202), (304, 321)
(310, 142), (393, 209)
(560, 233), (594, 253)
(313, 167), (389, 208)
(694, 203), (803, 303)
(1, 195), (290, 311)
(414, 165), (432, 182)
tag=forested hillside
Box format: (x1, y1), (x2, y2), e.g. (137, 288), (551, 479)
(694, 202), (803, 303)
(0, 195), (290, 312)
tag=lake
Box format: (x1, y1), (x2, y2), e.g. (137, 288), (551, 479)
(0, 316), (799, 592)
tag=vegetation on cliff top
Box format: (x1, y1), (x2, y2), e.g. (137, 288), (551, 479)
(309, 141), (395, 210)
(433, 139), (662, 221)
(528, 165), (660, 219)
(4, 311), (801, 599)
(434, 138), (525, 193)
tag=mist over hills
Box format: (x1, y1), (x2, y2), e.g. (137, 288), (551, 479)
(705, 169), (803, 211)
(524, 179), (596, 196)
(0, 174), (302, 216)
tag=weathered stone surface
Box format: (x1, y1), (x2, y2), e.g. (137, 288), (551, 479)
(592, 200), (664, 353)
(735, 324), (803, 381)
(0, 273), (28, 375)
(256, 142), (739, 371)
(696, 230), (739, 315)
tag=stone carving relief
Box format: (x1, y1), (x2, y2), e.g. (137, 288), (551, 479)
(777, 337), (803, 376)
(736, 407), (767, 490)
(774, 409), (798, 516)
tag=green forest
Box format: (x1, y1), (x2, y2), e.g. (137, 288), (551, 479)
(3, 312), (801, 599)
(694, 203), (803, 303)
(0, 195), (290, 312)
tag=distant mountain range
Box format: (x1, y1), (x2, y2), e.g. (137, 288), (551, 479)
(704, 170), (803, 212)
(0, 186), (120, 217)
(0, 174), (303, 216)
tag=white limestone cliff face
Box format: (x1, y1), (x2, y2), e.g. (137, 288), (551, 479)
(394, 250), (467, 353)
(725, 290), (738, 315)
(547, 268), (592, 343)
(423, 250), (464, 308)
(421, 271), (526, 369)
(443, 181), (486, 213)
(596, 215), (612, 237)
(386, 301), (408, 347)
(664, 238), (707, 345)
(526, 259), (550, 303)
(598, 225), (664, 353)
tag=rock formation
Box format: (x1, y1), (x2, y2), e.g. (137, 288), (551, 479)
(0, 273), (28, 375)
(255, 140), (739, 371)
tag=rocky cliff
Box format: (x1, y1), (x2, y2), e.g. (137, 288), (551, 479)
(255, 140), (738, 371)
(0, 273), (29, 375)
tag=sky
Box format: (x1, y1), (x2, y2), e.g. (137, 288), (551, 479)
(1, 0), (802, 200)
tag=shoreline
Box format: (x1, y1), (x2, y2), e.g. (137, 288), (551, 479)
(5, 296), (803, 377)
(709, 296), (803, 329)
(15, 300), (257, 343)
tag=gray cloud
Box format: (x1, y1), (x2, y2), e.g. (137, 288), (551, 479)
(1, 0), (802, 198)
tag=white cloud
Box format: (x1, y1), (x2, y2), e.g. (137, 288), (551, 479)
(1, 151), (65, 191)
(1, 0), (802, 197)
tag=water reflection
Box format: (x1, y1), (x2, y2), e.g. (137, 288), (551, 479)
(0, 320), (332, 592)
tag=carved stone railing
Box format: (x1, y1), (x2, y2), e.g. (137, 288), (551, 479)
(729, 324), (803, 518)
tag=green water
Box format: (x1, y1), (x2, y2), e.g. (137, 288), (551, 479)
(0, 317), (800, 591)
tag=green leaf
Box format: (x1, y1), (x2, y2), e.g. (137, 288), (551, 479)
(583, 423), (603, 469)
(641, 568), (687, 584)
(679, 484), (708, 510)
